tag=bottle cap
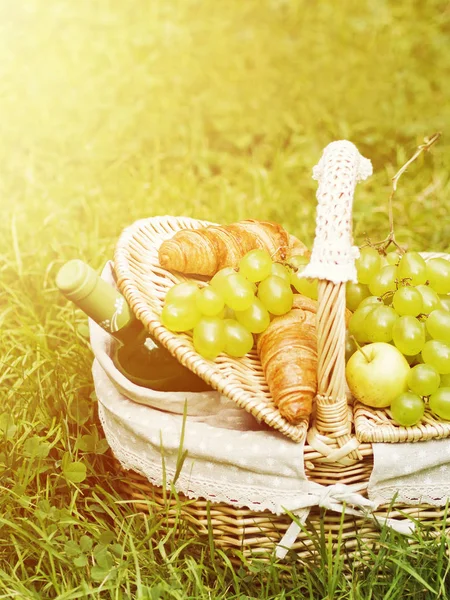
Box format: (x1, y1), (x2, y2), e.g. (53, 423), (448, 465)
(56, 259), (98, 303)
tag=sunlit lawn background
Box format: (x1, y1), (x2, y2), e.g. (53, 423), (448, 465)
(1, 0), (450, 597)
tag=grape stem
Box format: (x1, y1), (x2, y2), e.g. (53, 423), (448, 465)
(365, 132), (442, 254)
(380, 290), (395, 303)
(285, 261), (299, 272)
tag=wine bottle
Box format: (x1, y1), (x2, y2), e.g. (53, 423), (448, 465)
(56, 259), (212, 392)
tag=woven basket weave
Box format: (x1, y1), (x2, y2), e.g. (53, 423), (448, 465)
(111, 141), (450, 563)
(113, 463), (449, 564)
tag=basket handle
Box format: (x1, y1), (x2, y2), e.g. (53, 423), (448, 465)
(303, 141), (372, 461)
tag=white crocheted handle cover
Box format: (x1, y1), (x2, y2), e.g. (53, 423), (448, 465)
(302, 140), (373, 284)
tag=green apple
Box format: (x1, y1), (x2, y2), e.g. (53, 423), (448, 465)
(345, 342), (410, 408)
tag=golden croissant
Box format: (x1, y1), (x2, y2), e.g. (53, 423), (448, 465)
(158, 219), (309, 276)
(256, 295), (318, 425)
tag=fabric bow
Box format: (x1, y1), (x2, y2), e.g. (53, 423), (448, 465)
(275, 483), (416, 559)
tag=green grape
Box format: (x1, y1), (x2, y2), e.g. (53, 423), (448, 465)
(426, 258), (450, 294)
(392, 286), (423, 317)
(358, 295), (384, 309)
(239, 249), (273, 283)
(421, 340), (450, 374)
(345, 333), (357, 362)
(355, 246), (382, 284)
(397, 251), (427, 286)
(161, 301), (201, 332)
(288, 256), (318, 300)
(429, 388), (450, 420)
(291, 272), (319, 300)
(210, 267), (237, 294)
(222, 272), (255, 311)
(346, 282), (370, 312)
(440, 373), (450, 386)
(192, 317), (225, 360)
(290, 273), (319, 300)
(235, 297), (270, 333)
(288, 255), (309, 269)
(416, 285), (442, 314)
(368, 265), (398, 297)
(258, 275), (294, 315)
(165, 281), (200, 305)
(440, 296), (450, 312)
(426, 309), (450, 342)
(348, 305), (376, 344)
(386, 251), (401, 266)
(271, 262), (291, 282)
(390, 393), (425, 427)
(407, 363), (440, 396)
(196, 286), (225, 316)
(223, 319), (254, 357)
(216, 307), (226, 319)
(364, 305), (398, 343)
(392, 316), (426, 356)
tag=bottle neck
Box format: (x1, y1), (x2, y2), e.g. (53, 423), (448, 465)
(74, 277), (145, 345)
(57, 260), (147, 346)
(56, 260), (213, 393)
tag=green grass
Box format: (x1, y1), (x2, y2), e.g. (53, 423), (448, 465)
(1, 0), (450, 597)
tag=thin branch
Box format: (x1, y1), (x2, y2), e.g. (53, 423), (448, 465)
(369, 132), (442, 253)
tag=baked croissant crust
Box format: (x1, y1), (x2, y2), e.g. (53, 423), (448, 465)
(158, 219), (309, 276)
(256, 295), (318, 425)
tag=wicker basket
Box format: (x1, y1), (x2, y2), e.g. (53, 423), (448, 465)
(113, 462), (449, 564)
(109, 140), (450, 564)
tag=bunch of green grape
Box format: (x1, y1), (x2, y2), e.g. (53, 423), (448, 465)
(347, 247), (450, 426)
(160, 249), (318, 360)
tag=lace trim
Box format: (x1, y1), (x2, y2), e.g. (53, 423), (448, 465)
(98, 403), (313, 515)
(368, 484), (450, 507)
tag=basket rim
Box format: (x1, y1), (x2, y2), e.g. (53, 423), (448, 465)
(113, 214), (309, 443)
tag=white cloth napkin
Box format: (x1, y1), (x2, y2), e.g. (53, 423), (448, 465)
(368, 439), (450, 506)
(93, 357), (315, 513)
